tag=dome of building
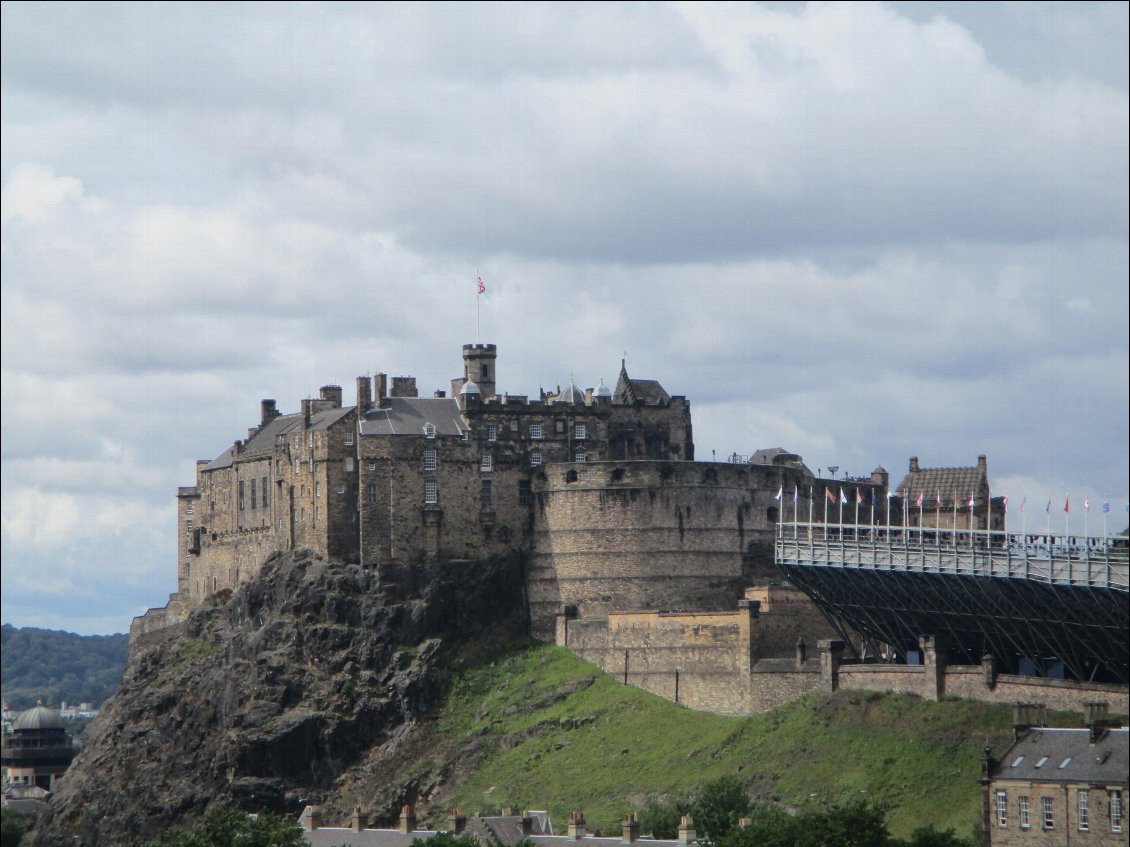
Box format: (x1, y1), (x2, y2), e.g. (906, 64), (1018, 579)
(459, 379), (481, 396)
(13, 702), (64, 731)
(557, 379), (584, 404)
(595, 378), (612, 398)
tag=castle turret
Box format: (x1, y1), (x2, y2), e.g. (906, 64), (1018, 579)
(462, 343), (497, 400)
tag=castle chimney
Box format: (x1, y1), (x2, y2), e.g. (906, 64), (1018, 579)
(319, 385), (343, 408)
(374, 372), (389, 406)
(448, 809), (467, 835)
(302, 398), (312, 428)
(501, 807), (513, 817)
(260, 399), (278, 425)
(795, 636), (807, 668)
(356, 377), (372, 414)
(233, 439), (242, 455)
(909, 456), (919, 473)
(300, 806), (320, 831)
(977, 454), (987, 472)
(434, 389), (446, 398)
(678, 814), (696, 845)
(520, 812), (534, 837)
(1084, 702), (1111, 743)
(390, 376), (418, 398)
(399, 805), (416, 834)
(352, 806), (367, 832)
(622, 813), (640, 844)
(1012, 703), (1046, 739)
(567, 811), (586, 840)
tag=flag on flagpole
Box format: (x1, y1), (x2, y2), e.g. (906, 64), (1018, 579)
(1063, 495), (1070, 514)
(968, 492), (975, 508)
(477, 276), (486, 294)
(1046, 497), (1052, 513)
(1002, 496), (1008, 511)
(915, 491), (923, 507)
(936, 492), (942, 508)
(774, 486), (783, 501)
(856, 489), (863, 505)
(840, 489), (848, 505)
(826, 488), (836, 503)
(1084, 495), (1090, 511)
(1103, 498), (1111, 514)
(1020, 496), (1026, 512)
(793, 485), (799, 503)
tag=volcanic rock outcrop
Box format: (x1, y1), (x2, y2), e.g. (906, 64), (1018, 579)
(27, 549), (527, 846)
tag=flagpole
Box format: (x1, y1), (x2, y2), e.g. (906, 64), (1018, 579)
(951, 491), (958, 539)
(1103, 498), (1108, 539)
(1084, 495), (1089, 538)
(1045, 495), (1051, 541)
(823, 486), (829, 525)
(475, 271), (480, 343)
(1064, 494), (1070, 539)
(854, 488), (859, 527)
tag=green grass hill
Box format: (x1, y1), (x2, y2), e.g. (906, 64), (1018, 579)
(396, 643), (1084, 841)
(1, 623), (128, 710)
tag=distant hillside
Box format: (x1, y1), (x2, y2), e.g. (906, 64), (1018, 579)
(1, 624), (128, 710)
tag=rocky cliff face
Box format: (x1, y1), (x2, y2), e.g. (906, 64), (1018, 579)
(27, 550), (528, 847)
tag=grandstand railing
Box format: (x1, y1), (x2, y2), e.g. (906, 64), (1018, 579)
(776, 522), (1129, 592)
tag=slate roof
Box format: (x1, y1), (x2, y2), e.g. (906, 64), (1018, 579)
(895, 464), (986, 502)
(614, 362), (671, 406)
(203, 407), (353, 472)
(992, 728), (1129, 785)
(359, 397), (466, 437)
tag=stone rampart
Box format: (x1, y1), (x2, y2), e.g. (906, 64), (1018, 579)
(529, 461), (813, 637)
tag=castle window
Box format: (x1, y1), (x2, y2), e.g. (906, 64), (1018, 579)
(424, 480), (438, 504)
(315, 482), (321, 498)
(481, 364), (489, 379)
(238, 481), (245, 511)
(487, 424), (497, 442)
(480, 479), (492, 507)
(367, 484), (377, 504)
(995, 791), (1007, 828)
(424, 422), (437, 439)
(565, 469), (578, 483)
(345, 431), (354, 445)
(1019, 796), (1030, 830)
(185, 502), (193, 514)
(295, 435), (300, 449)
(250, 479), (257, 509)
(262, 476), (269, 508)
(461, 429), (469, 442)
(1077, 789), (1088, 832)
(345, 457), (354, 473)
(423, 448), (437, 471)
(530, 450), (542, 467)
(575, 452), (587, 463)
(574, 423), (586, 440)
(555, 419), (565, 434)
(530, 423), (543, 440)
(1042, 797), (1054, 830)
(368, 460), (376, 471)
(186, 520), (194, 532)
(294, 460), (301, 474)
(308, 433), (314, 448)
(518, 480), (532, 506)
(337, 484), (346, 495)
(309, 457), (314, 472)
(1112, 790), (1123, 832)
(314, 504), (319, 521)
(481, 454), (493, 472)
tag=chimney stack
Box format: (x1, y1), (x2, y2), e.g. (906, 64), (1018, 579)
(520, 812), (535, 837)
(399, 805), (416, 834)
(374, 372), (389, 406)
(567, 811), (586, 840)
(448, 809), (467, 835)
(356, 377), (372, 414)
(260, 399), (278, 425)
(1012, 703), (1046, 740)
(352, 806), (367, 833)
(622, 813), (640, 844)
(319, 385), (343, 408)
(1084, 702), (1113, 743)
(909, 456), (919, 473)
(678, 815), (696, 845)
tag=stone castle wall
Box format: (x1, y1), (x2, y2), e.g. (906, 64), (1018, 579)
(527, 461), (859, 638)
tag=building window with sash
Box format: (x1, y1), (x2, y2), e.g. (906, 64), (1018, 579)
(1019, 796), (1030, 830)
(1042, 796), (1054, 830)
(424, 480), (438, 504)
(995, 792), (1007, 828)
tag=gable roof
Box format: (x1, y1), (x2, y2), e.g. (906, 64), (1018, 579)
(992, 727), (1129, 785)
(359, 397), (466, 437)
(895, 463), (987, 501)
(202, 406), (353, 472)
(614, 361), (671, 406)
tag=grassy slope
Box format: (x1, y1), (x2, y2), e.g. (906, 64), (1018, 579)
(418, 643), (1082, 840)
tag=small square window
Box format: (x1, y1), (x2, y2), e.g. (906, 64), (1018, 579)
(368, 460), (376, 470)
(574, 423), (586, 440)
(575, 452), (587, 463)
(185, 502), (194, 514)
(481, 454), (493, 472)
(424, 422), (437, 439)
(186, 520), (194, 531)
(424, 480), (438, 504)
(345, 431), (354, 445)
(337, 484), (346, 495)
(530, 450), (543, 467)
(461, 429), (469, 442)
(530, 423), (543, 440)
(344, 456), (354, 473)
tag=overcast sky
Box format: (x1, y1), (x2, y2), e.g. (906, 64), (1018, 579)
(2, 2), (1127, 636)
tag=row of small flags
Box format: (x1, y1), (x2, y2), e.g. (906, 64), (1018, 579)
(772, 485), (1125, 514)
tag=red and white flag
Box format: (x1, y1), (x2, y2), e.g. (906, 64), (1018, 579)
(915, 491), (924, 508)
(477, 276), (486, 294)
